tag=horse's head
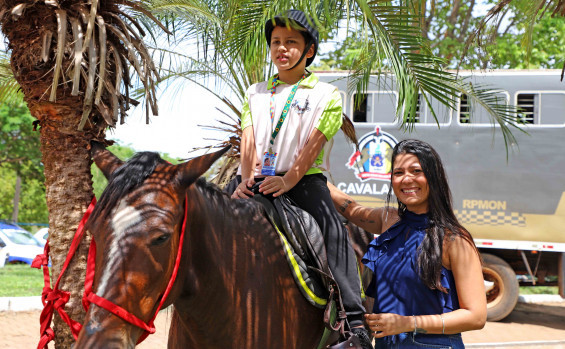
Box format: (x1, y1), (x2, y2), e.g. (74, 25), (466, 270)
(75, 142), (229, 348)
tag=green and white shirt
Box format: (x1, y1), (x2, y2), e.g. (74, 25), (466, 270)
(240, 73), (343, 176)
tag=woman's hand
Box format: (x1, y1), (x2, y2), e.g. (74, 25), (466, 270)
(231, 178), (255, 199)
(365, 313), (413, 338)
(258, 176), (289, 197)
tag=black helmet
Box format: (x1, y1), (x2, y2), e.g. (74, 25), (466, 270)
(264, 9), (319, 67)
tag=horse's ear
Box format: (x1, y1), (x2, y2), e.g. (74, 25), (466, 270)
(176, 146), (231, 188)
(90, 141), (124, 179)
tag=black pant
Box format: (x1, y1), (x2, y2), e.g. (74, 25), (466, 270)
(285, 174), (365, 326)
(227, 174), (366, 326)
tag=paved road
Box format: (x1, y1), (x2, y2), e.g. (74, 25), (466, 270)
(1, 301), (564, 348)
(462, 302), (565, 349)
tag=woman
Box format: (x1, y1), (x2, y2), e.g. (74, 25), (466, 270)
(329, 139), (486, 348)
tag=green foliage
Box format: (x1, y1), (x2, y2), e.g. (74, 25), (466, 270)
(0, 166), (49, 225)
(519, 286), (559, 295)
(488, 16), (565, 69)
(316, 33), (367, 71)
(317, 0), (565, 70)
(0, 102), (47, 224)
(0, 103), (42, 178)
(0, 264), (44, 297)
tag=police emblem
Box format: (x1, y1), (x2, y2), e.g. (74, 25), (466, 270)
(347, 127), (398, 181)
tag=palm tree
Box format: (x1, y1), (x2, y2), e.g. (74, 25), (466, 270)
(145, 0), (526, 185)
(0, 1), (166, 347)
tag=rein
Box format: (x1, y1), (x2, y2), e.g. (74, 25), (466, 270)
(32, 196), (188, 348)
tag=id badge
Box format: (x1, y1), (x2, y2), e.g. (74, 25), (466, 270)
(261, 151), (277, 176)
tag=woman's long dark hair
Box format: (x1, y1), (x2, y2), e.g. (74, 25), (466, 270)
(386, 139), (479, 293)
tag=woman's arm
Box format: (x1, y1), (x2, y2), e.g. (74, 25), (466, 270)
(259, 128), (327, 197)
(442, 235), (487, 332)
(232, 126), (257, 199)
(327, 181), (393, 235)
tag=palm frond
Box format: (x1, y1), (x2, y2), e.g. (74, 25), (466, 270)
(450, 78), (525, 158)
(3, 0), (167, 131)
(0, 50), (23, 105)
(140, 0), (525, 157)
(347, 1), (459, 129)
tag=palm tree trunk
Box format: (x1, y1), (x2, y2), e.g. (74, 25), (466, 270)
(30, 101), (94, 349)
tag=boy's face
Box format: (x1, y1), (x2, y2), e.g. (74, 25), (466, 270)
(270, 25), (314, 72)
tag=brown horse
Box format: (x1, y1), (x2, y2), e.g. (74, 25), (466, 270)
(75, 143), (351, 348)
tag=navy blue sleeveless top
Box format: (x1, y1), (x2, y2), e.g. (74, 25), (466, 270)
(362, 211), (460, 341)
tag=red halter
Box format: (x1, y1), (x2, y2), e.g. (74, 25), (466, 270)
(32, 196), (188, 348)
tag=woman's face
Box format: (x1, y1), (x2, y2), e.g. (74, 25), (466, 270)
(392, 153), (429, 214)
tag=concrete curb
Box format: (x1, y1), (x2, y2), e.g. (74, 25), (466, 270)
(0, 294), (563, 312)
(467, 340), (565, 348)
(518, 294), (565, 303)
(0, 296), (42, 312)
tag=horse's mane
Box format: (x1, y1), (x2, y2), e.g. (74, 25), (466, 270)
(195, 177), (222, 194)
(91, 152), (166, 221)
(194, 177), (239, 207)
(194, 177), (263, 215)
(90, 149), (261, 223)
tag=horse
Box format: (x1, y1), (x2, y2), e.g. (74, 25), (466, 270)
(74, 142), (374, 348)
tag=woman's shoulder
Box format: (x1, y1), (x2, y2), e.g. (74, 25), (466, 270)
(380, 207), (400, 233)
(442, 230), (478, 268)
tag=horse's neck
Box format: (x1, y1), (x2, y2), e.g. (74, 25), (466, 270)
(180, 179), (281, 306)
(174, 181), (326, 347)
(184, 179), (269, 280)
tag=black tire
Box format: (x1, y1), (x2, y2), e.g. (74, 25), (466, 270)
(482, 253), (519, 321)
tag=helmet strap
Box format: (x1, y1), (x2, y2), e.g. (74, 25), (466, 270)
(284, 41), (313, 71)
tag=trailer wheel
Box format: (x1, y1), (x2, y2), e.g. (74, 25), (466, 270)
(482, 253), (519, 321)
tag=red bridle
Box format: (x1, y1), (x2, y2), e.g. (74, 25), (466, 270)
(32, 195), (188, 348)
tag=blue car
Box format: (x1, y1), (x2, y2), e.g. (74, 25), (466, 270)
(0, 222), (44, 266)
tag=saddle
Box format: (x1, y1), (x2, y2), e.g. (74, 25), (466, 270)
(248, 185), (362, 349)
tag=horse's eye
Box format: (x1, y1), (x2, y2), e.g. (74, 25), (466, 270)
(151, 234), (171, 246)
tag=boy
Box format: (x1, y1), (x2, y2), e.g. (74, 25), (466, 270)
(231, 9), (372, 348)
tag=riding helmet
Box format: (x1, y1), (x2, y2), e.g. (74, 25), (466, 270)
(264, 9), (319, 67)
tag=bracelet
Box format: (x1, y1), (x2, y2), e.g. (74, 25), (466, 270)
(413, 315), (417, 335)
(440, 314), (445, 334)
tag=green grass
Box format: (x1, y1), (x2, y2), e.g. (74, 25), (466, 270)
(0, 263), (560, 298)
(0, 264), (45, 297)
(519, 286), (559, 295)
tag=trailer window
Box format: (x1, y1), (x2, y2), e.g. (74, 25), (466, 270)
(419, 94), (451, 125)
(352, 92), (397, 124)
(352, 91), (450, 125)
(516, 92), (565, 125)
(459, 94), (471, 123)
(459, 92), (509, 125)
(517, 94), (535, 124)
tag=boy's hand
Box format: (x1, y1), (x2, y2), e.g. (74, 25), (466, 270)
(231, 178), (255, 199)
(259, 176), (289, 197)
